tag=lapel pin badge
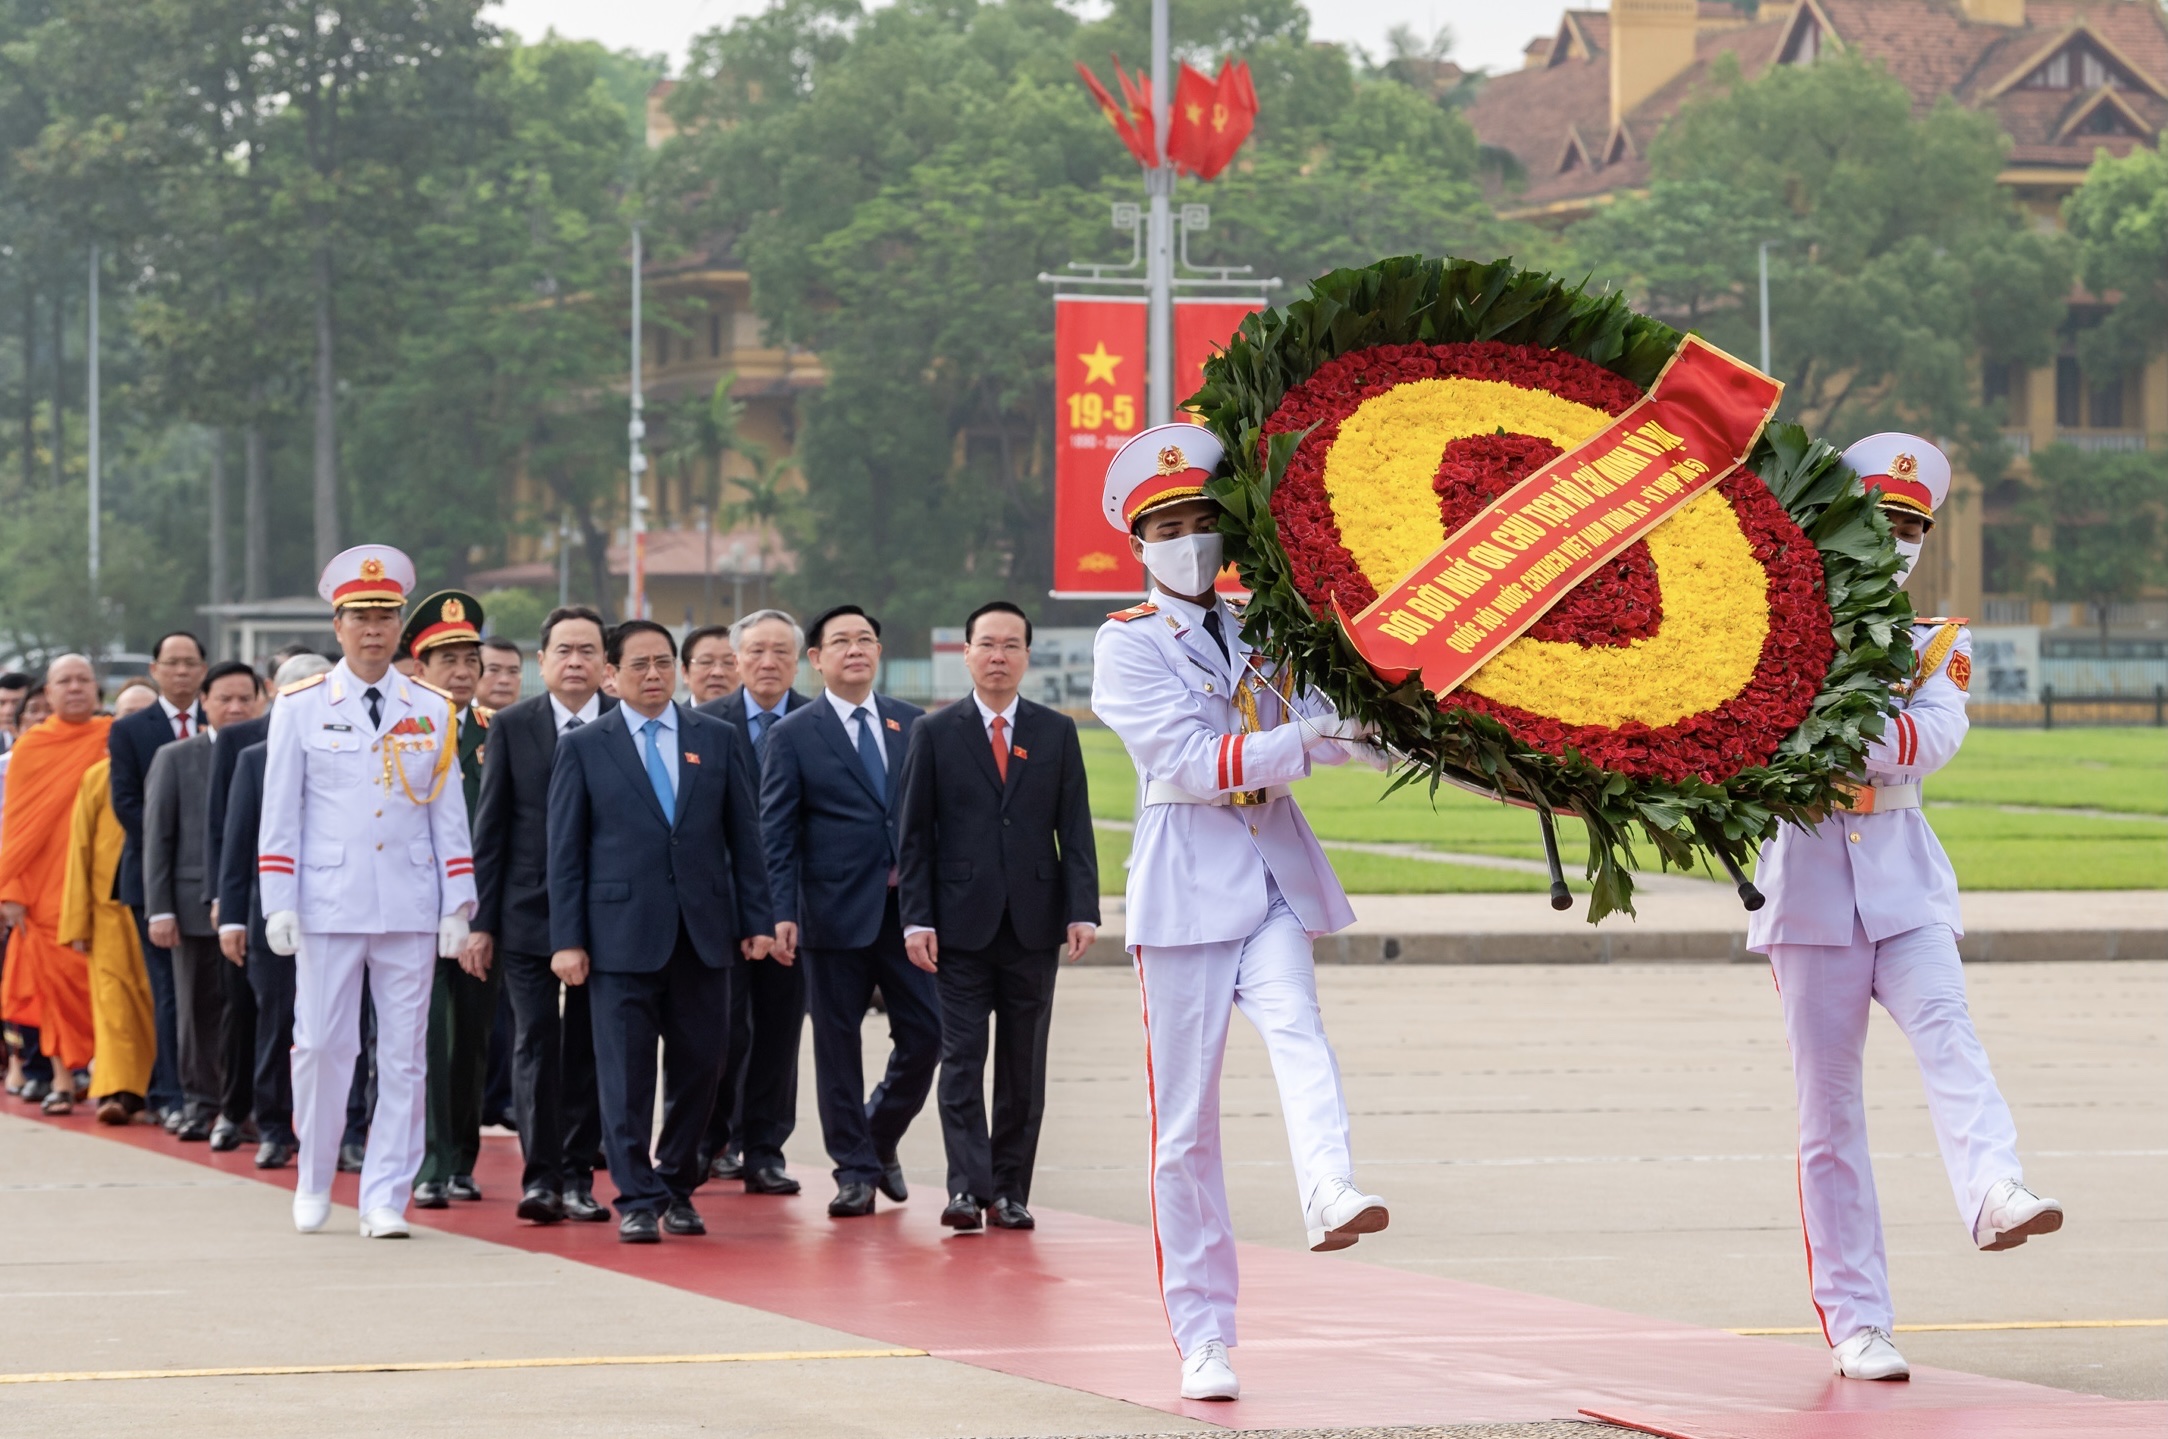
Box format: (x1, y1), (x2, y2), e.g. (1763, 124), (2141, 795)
(885, 717), (901, 731)
(685, 752), (702, 765)
(1011, 746), (1028, 760)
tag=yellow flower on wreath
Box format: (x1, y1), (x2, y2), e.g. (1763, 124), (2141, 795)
(1320, 377), (1770, 730)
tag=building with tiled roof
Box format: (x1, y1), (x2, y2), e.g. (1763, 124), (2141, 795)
(1465, 0), (2165, 629)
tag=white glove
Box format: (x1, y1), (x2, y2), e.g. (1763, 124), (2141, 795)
(266, 910), (301, 957)
(438, 913), (470, 960)
(1346, 740), (1394, 772)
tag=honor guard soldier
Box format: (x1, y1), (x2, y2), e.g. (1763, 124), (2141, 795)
(1090, 424), (1389, 1404)
(396, 591), (498, 1210)
(261, 547), (477, 1238)
(1748, 434), (2061, 1382)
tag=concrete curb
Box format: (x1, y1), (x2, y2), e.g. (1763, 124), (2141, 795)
(1075, 928), (2166, 966)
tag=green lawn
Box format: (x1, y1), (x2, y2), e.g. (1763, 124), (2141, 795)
(1080, 726), (2167, 893)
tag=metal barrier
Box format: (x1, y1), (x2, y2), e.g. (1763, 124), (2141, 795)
(2040, 684), (2168, 729)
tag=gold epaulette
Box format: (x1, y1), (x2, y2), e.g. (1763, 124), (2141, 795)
(471, 703), (492, 728)
(1900, 620), (1966, 698)
(1106, 602), (1159, 623)
(1914, 616), (1969, 626)
(279, 673), (327, 697)
(411, 676), (455, 703)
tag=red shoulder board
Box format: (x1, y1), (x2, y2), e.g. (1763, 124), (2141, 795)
(1106, 602), (1160, 623)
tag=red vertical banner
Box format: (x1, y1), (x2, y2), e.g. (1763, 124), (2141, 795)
(1175, 298), (1265, 595)
(1052, 296), (1148, 597)
(1173, 297), (1263, 420)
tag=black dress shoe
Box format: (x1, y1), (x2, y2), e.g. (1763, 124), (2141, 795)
(412, 1181), (450, 1209)
(516, 1184), (565, 1223)
(743, 1165), (801, 1196)
(941, 1193), (985, 1231)
(20, 1078), (50, 1105)
(708, 1146), (744, 1182)
(828, 1182), (876, 1218)
(988, 1197), (1036, 1230)
(447, 1174), (482, 1202)
(618, 1210), (661, 1244)
(175, 1112), (213, 1142)
(337, 1141), (366, 1173)
(876, 1150), (908, 1203)
(662, 1199), (706, 1236)
(254, 1139), (295, 1170)
(208, 1118), (243, 1151)
(562, 1182), (610, 1222)
(162, 1105), (185, 1134)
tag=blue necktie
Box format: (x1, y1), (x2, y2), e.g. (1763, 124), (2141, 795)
(641, 717), (675, 824)
(852, 706), (886, 802)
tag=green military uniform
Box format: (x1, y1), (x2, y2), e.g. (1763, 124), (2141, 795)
(401, 591), (503, 1203)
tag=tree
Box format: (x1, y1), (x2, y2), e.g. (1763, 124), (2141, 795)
(2025, 445), (2167, 646)
(2064, 144), (2168, 383)
(1567, 53), (2072, 459)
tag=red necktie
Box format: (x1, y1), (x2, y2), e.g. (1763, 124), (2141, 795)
(990, 714), (1010, 782)
(176, 712), (190, 739)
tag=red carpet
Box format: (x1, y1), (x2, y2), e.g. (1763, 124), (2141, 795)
(45, 1112), (2160, 1436)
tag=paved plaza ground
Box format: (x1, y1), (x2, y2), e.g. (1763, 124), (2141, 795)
(2, 958), (2159, 1436)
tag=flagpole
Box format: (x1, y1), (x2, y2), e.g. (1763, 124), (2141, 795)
(628, 222), (648, 621)
(1145, 0), (1173, 427)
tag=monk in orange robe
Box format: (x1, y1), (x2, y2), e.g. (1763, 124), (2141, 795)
(0, 655), (112, 1110)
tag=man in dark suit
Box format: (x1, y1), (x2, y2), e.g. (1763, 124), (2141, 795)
(144, 660), (266, 1146)
(468, 607), (615, 1224)
(548, 620), (774, 1244)
(691, 608), (811, 1195)
(761, 604), (937, 1219)
(107, 630), (207, 1126)
(216, 654), (332, 1170)
(900, 602), (1099, 1233)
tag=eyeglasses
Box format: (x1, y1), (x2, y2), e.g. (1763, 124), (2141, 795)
(617, 657), (675, 676)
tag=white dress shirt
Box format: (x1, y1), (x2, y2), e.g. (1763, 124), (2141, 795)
(972, 690), (1020, 739)
(158, 694), (200, 741)
(549, 692), (601, 735)
(620, 699), (680, 794)
(823, 688), (887, 772)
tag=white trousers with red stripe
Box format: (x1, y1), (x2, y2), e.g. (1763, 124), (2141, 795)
(291, 930), (435, 1217)
(1135, 890), (1354, 1357)
(1768, 917), (2022, 1345)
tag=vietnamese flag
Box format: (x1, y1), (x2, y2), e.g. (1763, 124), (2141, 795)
(1076, 58), (1157, 169)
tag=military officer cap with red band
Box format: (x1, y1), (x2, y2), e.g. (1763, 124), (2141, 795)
(1842, 431), (1949, 531)
(398, 589), (485, 661)
(317, 543), (416, 610)
(1103, 422), (1228, 534)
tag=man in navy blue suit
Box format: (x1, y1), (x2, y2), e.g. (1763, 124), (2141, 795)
(547, 620), (775, 1244)
(107, 630), (208, 1129)
(761, 604), (937, 1218)
(692, 608), (812, 1196)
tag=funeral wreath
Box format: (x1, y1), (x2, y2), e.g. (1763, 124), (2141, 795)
(1190, 256), (1917, 922)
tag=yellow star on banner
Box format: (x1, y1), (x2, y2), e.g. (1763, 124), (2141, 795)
(1077, 342), (1123, 386)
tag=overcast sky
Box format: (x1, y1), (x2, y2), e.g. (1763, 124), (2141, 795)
(485, 0), (1575, 76)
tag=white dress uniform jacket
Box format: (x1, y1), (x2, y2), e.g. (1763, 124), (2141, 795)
(1748, 620), (1970, 951)
(259, 662), (477, 932)
(1091, 589), (1358, 948)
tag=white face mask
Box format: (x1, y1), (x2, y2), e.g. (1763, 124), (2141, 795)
(1140, 532), (1224, 597)
(1893, 538), (1922, 589)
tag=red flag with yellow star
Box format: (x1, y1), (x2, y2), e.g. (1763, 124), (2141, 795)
(1075, 59), (1157, 169)
(1166, 60), (1256, 180)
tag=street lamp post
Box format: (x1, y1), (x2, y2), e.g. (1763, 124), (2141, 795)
(87, 244), (100, 612)
(1145, 0), (1174, 427)
(1758, 239), (1774, 376)
(628, 223), (649, 621)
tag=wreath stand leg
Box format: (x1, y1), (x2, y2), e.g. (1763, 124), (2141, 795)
(1536, 809), (1572, 912)
(1692, 816), (1767, 912)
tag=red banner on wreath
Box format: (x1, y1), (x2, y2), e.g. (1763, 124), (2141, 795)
(1337, 335), (1784, 697)
(1052, 296), (1148, 597)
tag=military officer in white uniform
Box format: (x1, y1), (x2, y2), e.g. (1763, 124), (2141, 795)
(1747, 434), (2060, 1381)
(260, 545), (476, 1238)
(1091, 424), (1388, 1404)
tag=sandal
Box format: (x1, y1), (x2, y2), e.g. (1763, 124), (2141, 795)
(40, 1090), (73, 1115)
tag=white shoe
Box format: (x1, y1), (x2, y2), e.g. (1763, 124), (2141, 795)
(1974, 1178), (2062, 1251)
(1179, 1339), (1239, 1401)
(1305, 1175), (1389, 1252)
(1831, 1326), (1910, 1381)
(358, 1206), (411, 1239)
(293, 1192), (331, 1234)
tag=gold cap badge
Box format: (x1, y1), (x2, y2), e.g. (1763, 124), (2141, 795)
(442, 597), (466, 623)
(1890, 453), (1917, 482)
(360, 557), (386, 582)
(1155, 445), (1187, 476)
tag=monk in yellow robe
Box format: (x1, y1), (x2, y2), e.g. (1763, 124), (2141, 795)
(0, 656), (112, 1112)
(60, 685), (159, 1123)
